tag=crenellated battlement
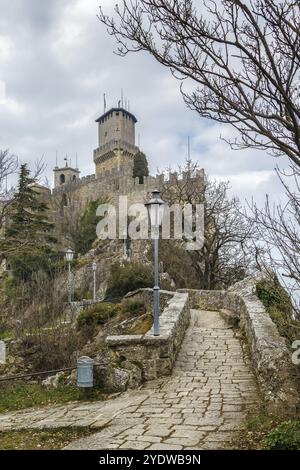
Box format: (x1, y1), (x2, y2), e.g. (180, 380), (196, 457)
(51, 163), (205, 205)
(51, 105), (205, 210)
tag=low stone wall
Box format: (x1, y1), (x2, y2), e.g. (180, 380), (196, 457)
(125, 288), (175, 312)
(106, 292), (190, 381)
(179, 275), (299, 412)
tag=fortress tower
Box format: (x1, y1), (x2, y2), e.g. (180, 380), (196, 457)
(53, 161), (80, 189)
(93, 107), (140, 178)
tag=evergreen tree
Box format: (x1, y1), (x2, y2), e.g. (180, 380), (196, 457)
(2, 164), (56, 281)
(133, 152), (149, 183)
(73, 198), (103, 255)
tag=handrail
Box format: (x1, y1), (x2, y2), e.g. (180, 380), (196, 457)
(0, 363), (103, 383)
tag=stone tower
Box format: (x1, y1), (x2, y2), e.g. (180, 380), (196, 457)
(53, 162), (80, 188)
(93, 107), (140, 178)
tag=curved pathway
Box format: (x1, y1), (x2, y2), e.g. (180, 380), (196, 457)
(0, 310), (259, 450)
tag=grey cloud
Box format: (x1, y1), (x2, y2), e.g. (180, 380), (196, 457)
(0, 0), (287, 202)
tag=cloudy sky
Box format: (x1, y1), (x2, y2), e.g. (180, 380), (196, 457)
(0, 0), (288, 204)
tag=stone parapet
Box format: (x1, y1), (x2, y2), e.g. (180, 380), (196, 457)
(106, 292), (190, 381)
(179, 274), (299, 412)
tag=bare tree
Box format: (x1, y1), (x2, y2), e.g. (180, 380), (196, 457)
(31, 156), (47, 181)
(0, 149), (18, 231)
(99, 0), (300, 167)
(159, 160), (258, 289)
(248, 167), (300, 315)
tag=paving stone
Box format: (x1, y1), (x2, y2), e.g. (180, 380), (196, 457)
(148, 443), (183, 450)
(170, 430), (206, 446)
(119, 440), (150, 450)
(144, 426), (172, 437)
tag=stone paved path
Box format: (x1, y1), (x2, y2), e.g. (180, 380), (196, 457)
(0, 310), (260, 450)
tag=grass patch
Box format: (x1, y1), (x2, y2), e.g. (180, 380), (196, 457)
(266, 420), (300, 450)
(0, 428), (93, 450)
(231, 405), (300, 450)
(77, 298), (149, 336)
(125, 313), (153, 335)
(0, 383), (107, 413)
(0, 330), (14, 340)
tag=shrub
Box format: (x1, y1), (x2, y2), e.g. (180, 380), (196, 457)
(21, 326), (82, 372)
(77, 302), (117, 329)
(256, 278), (299, 343)
(256, 278), (292, 316)
(119, 298), (146, 317)
(105, 262), (153, 300)
(265, 420), (300, 450)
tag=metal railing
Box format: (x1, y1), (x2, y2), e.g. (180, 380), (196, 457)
(0, 363), (103, 383)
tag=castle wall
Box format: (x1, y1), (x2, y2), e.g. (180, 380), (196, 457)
(51, 166), (205, 214)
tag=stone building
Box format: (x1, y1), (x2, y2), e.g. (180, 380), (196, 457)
(53, 164), (80, 188)
(93, 107), (139, 177)
(50, 105), (205, 219)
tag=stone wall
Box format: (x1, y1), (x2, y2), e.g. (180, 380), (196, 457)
(179, 275), (299, 412)
(51, 166), (205, 213)
(106, 292), (190, 381)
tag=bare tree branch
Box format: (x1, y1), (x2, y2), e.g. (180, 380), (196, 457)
(99, 0), (300, 167)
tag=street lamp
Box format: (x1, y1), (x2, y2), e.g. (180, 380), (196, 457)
(145, 189), (166, 336)
(122, 228), (127, 260)
(92, 261), (97, 303)
(65, 248), (74, 304)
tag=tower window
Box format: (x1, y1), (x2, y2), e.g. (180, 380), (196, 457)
(73, 175), (76, 181)
(60, 174), (65, 184)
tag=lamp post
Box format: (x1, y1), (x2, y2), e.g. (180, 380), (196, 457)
(122, 228), (127, 260)
(65, 248), (74, 304)
(92, 261), (97, 303)
(145, 190), (165, 336)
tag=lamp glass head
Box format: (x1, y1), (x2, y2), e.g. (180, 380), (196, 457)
(65, 248), (74, 262)
(145, 190), (165, 227)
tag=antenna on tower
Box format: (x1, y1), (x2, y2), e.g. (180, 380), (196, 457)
(128, 100), (130, 112)
(103, 93), (107, 113)
(121, 88), (124, 107)
(64, 155), (68, 167)
(76, 152), (78, 169)
(55, 150), (58, 167)
(138, 133), (141, 148)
